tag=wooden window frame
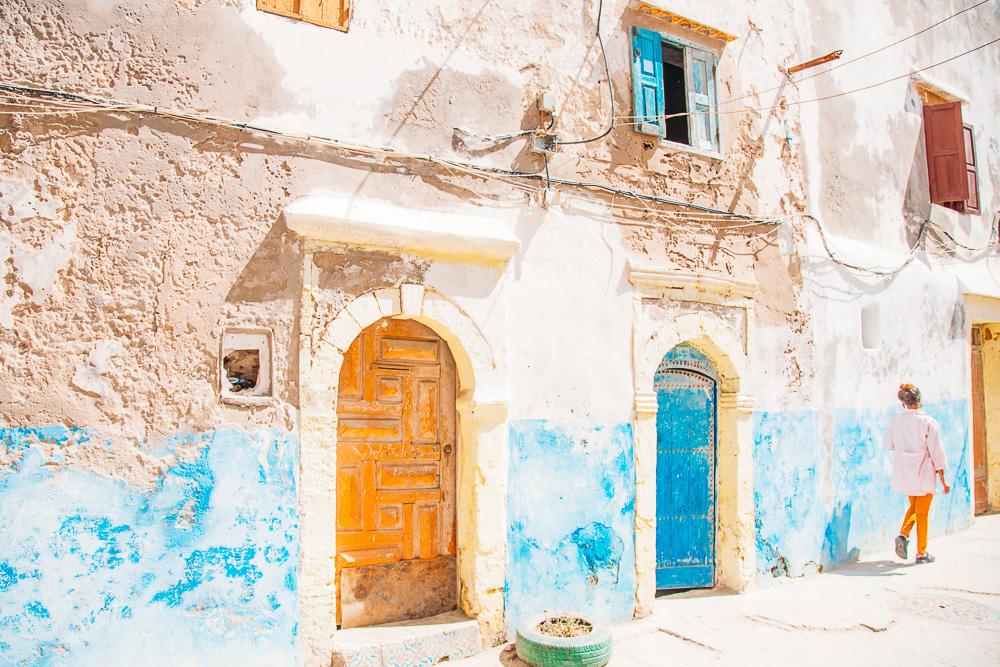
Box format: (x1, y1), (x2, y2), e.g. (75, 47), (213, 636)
(256, 0), (351, 32)
(923, 101), (983, 215)
(941, 125), (981, 214)
(630, 27), (721, 154)
(960, 124), (980, 214)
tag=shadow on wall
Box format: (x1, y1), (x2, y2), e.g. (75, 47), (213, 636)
(754, 399), (972, 579)
(226, 216), (303, 406)
(7, 0), (292, 124)
(821, 501), (860, 568)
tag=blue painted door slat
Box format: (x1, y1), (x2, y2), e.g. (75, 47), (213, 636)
(654, 347), (717, 590)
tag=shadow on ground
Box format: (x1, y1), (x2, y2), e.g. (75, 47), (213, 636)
(827, 559), (916, 577)
(498, 644), (527, 665)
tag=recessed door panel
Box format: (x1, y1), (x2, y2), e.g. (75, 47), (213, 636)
(654, 344), (717, 590)
(335, 317), (457, 628)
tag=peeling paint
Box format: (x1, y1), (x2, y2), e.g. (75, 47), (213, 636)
(0, 427), (298, 664)
(754, 400), (972, 578)
(505, 421), (635, 637)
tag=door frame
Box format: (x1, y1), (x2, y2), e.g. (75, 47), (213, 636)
(299, 282), (510, 659)
(629, 265), (758, 616)
(971, 325), (988, 514)
(653, 354), (720, 590)
(966, 296), (1000, 516)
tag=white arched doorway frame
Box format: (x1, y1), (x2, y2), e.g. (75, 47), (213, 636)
(629, 265), (757, 615)
(298, 283), (510, 661)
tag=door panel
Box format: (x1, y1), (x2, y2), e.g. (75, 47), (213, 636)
(972, 326), (988, 514)
(336, 317), (457, 627)
(655, 354), (717, 590)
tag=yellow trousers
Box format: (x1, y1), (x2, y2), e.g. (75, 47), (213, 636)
(900, 494), (933, 554)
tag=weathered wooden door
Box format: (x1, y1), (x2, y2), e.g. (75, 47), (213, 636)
(335, 317), (457, 627)
(972, 325), (988, 515)
(654, 344), (717, 590)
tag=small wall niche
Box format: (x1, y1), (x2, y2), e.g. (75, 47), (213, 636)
(220, 329), (273, 405)
(861, 304), (881, 350)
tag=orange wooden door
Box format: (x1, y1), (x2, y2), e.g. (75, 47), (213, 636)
(335, 317), (457, 627)
(972, 325), (988, 514)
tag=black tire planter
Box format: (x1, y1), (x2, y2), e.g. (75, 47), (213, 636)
(515, 613), (613, 667)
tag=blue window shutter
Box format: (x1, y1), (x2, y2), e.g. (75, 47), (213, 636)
(631, 27), (665, 137)
(685, 46), (719, 151)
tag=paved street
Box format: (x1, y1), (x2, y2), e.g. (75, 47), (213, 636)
(460, 514), (1000, 666)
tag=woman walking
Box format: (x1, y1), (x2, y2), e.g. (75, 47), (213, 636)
(884, 383), (950, 563)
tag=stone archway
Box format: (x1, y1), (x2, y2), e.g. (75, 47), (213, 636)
(629, 266), (757, 615)
(298, 284), (509, 661)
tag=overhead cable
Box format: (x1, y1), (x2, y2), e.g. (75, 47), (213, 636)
(720, 0), (995, 107)
(2, 82), (995, 275)
(613, 37), (1000, 125)
(0, 80), (767, 220)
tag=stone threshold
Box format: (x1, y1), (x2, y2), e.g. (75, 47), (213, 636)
(331, 610), (482, 667)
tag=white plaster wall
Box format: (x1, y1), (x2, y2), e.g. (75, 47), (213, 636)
(506, 207), (634, 423)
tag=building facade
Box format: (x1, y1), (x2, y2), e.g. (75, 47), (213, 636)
(1, 0), (998, 664)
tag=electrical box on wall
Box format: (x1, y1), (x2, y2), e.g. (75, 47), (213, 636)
(537, 92), (557, 114)
(529, 132), (559, 156)
(220, 329), (273, 405)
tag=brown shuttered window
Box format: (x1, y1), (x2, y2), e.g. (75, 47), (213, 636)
(961, 125), (980, 214)
(257, 0), (350, 32)
(923, 101), (969, 206)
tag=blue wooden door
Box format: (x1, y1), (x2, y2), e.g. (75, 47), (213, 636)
(654, 345), (717, 589)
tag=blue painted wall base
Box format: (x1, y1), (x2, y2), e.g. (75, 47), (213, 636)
(753, 400), (971, 579)
(505, 420), (635, 638)
(0, 427), (299, 665)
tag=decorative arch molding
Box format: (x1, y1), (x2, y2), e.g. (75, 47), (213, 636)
(313, 284), (506, 407)
(629, 264), (757, 615)
(298, 282), (510, 662)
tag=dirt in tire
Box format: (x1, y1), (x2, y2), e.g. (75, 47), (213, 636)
(537, 616), (594, 638)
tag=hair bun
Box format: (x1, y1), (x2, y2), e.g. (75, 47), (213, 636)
(897, 383), (921, 407)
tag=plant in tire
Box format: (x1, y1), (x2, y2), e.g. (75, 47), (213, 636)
(515, 613), (613, 667)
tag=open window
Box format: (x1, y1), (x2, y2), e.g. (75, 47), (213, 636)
(257, 0), (350, 31)
(923, 102), (980, 214)
(631, 27), (720, 153)
(220, 329), (273, 405)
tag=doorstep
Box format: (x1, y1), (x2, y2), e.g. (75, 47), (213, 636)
(330, 610), (482, 667)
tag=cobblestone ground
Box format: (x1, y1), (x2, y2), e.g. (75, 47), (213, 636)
(458, 514), (1000, 666)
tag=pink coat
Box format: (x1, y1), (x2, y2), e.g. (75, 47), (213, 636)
(884, 409), (947, 496)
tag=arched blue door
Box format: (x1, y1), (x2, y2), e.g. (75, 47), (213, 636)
(654, 344), (717, 590)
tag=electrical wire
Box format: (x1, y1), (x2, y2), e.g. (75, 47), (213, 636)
(556, 0), (616, 145)
(613, 37), (1000, 125)
(798, 214), (928, 277)
(926, 212), (1000, 253)
(1, 81), (996, 274)
(1, 79), (772, 221)
(726, 0), (994, 108)
(453, 127), (536, 143)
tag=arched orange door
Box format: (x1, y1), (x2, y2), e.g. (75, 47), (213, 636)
(335, 317), (457, 627)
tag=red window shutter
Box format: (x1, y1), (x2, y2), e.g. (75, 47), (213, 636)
(923, 102), (969, 205)
(964, 125), (980, 213)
